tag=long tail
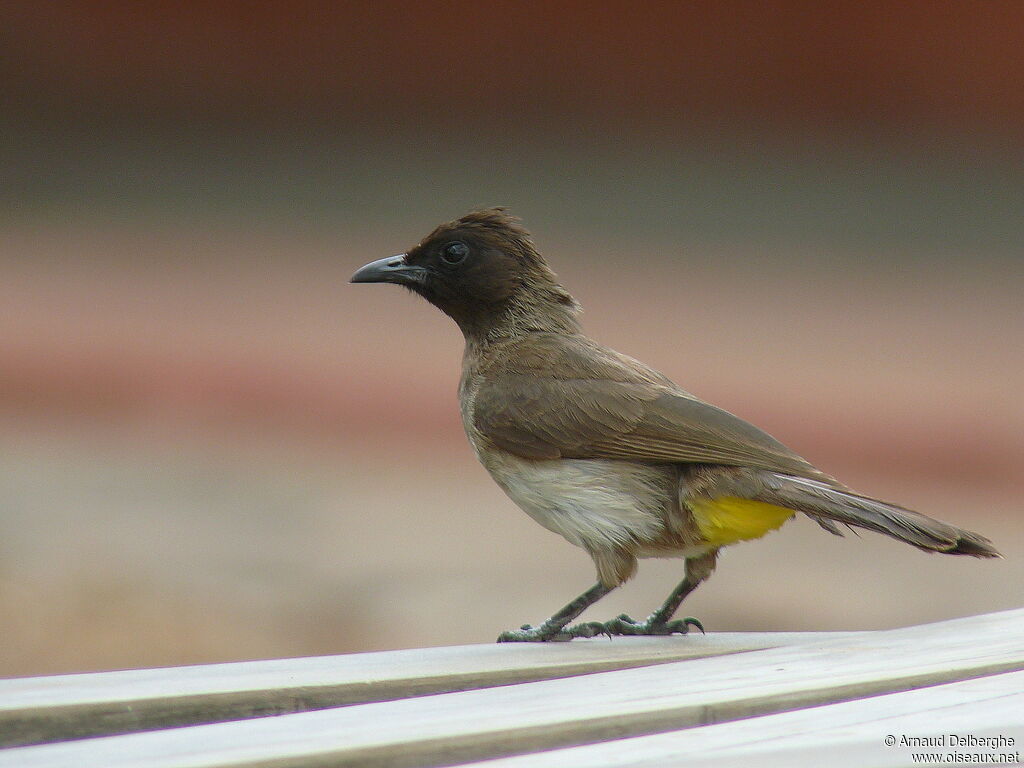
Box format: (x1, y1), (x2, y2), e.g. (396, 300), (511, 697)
(755, 472), (1001, 557)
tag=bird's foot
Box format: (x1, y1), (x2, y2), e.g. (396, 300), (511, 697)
(497, 623), (571, 642)
(497, 621), (613, 642)
(599, 613), (705, 636)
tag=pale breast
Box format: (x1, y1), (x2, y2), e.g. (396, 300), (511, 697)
(461, 363), (690, 558)
(478, 449), (674, 554)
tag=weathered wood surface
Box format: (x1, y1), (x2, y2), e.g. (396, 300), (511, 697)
(477, 670), (1024, 768)
(0, 631), (854, 748)
(1, 609), (1022, 768)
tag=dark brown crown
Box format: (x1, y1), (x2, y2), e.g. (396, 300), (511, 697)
(418, 208), (543, 267)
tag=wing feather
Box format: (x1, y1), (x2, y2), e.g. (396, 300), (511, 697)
(474, 375), (833, 483)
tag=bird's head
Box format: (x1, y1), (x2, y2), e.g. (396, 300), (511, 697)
(352, 208), (580, 340)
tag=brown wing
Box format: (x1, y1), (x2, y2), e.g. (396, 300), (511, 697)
(473, 373), (833, 483)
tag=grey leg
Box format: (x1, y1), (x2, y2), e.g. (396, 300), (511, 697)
(601, 551), (718, 636)
(497, 582), (614, 642)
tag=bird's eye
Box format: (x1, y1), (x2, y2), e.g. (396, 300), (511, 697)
(441, 241), (469, 265)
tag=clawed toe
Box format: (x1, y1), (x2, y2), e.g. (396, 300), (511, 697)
(565, 621), (611, 639)
(599, 614), (704, 636)
(497, 624), (571, 642)
(667, 616), (705, 634)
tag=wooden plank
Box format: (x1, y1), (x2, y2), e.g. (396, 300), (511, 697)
(474, 670), (1024, 768)
(0, 631), (848, 747)
(1, 609), (1021, 768)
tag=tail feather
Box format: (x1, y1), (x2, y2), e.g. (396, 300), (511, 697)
(757, 472), (1001, 558)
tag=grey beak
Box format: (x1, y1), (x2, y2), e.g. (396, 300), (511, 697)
(350, 254), (426, 286)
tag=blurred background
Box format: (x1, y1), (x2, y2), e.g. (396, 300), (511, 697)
(1, 1), (1022, 676)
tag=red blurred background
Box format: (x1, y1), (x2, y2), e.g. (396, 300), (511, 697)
(1, 2), (1021, 676)
(6, 1), (1024, 130)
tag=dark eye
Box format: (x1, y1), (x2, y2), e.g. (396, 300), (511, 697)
(441, 241), (469, 265)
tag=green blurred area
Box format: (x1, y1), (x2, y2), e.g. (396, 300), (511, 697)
(6, 122), (1023, 262)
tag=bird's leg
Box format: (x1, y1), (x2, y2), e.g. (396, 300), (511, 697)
(602, 551), (718, 636)
(497, 582), (614, 642)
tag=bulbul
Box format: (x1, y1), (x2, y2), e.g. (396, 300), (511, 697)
(352, 208), (1000, 642)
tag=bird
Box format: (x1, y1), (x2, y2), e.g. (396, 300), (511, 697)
(351, 208), (1000, 642)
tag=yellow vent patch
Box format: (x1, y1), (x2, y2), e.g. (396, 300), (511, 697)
(689, 496), (796, 547)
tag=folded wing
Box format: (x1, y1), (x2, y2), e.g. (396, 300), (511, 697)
(473, 373), (837, 486)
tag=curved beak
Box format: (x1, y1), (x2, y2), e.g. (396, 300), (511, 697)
(350, 254), (426, 286)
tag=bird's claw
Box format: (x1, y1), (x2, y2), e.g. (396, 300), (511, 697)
(600, 614), (704, 636)
(564, 621), (612, 639)
(497, 613), (703, 641)
(497, 624), (572, 642)
(497, 619), (623, 642)
(667, 616), (705, 634)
